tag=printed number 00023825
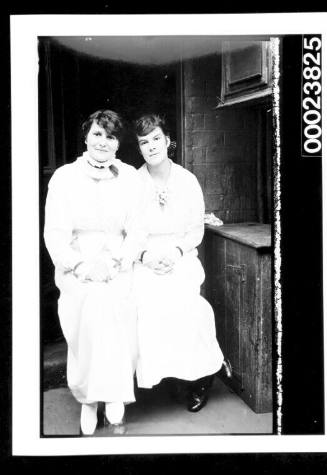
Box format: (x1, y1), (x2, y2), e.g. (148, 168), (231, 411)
(302, 36), (322, 156)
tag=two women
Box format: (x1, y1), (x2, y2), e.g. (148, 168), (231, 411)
(44, 109), (230, 436)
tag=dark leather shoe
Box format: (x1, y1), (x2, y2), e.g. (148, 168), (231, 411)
(221, 359), (233, 379)
(187, 391), (209, 412)
(187, 375), (214, 412)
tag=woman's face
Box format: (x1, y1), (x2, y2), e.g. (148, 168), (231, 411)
(137, 126), (170, 168)
(85, 121), (119, 163)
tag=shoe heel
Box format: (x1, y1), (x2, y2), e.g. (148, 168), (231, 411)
(222, 359), (233, 379)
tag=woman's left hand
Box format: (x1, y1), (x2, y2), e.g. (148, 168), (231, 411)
(153, 248), (182, 275)
(153, 258), (174, 275)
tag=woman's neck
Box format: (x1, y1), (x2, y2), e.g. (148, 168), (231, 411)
(146, 158), (171, 185)
(85, 151), (114, 168)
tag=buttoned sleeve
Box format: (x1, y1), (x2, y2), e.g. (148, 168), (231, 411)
(44, 167), (83, 272)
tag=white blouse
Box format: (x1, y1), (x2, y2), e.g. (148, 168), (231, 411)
(137, 161), (205, 256)
(44, 152), (144, 273)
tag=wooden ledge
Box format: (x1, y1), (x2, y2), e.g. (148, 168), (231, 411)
(205, 222), (271, 250)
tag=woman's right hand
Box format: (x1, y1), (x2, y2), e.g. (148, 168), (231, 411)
(74, 258), (120, 282)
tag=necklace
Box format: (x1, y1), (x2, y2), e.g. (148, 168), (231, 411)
(85, 153), (119, 177)
(86, 153), (112, 168)
(87, 159), (108, 169)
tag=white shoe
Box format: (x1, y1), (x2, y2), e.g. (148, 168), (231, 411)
(105, 402), (125, 425)
(80, 402), (98, 435)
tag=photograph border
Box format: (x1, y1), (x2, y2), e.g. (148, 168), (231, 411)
(10, 12), (327, 455)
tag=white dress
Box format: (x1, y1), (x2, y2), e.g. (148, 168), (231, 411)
(134, 161), (224, 388)
(44, 152), (143, 404)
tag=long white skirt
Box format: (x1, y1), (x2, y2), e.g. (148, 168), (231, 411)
(55, 270), (137, 404)
(133, 254), (224, 388)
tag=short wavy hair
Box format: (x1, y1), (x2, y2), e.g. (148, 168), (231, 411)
(134, 114), (170, 137)
(82, 109), (124, 141)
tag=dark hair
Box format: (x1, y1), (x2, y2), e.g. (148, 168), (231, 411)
(134, 114), (170, 137)
(82, 109), (124, 141)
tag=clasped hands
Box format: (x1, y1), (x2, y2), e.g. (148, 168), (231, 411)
(73, 256), (121, 283)
(142, 247), (182, 275)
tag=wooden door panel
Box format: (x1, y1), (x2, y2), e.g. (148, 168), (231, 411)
(203, 225), (272, 413)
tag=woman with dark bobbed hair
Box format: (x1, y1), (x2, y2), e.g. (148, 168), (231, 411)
(133, 114), (231, 412)
(44, 110), (143, 435)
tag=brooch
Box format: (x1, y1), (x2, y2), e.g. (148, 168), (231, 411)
(156, 189), (168, 207)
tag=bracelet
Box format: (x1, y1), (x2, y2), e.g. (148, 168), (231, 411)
(72, 261), (83, 276)
(112, 257), (122, 269)
(140, 250), (147, 263)
(176, 246), (183, 256)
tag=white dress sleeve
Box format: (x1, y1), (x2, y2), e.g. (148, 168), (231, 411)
(44, 169), (83, 272)
(175, 172), (205, 255)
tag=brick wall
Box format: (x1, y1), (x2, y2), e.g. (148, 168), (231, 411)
(183, 54), (258, 224)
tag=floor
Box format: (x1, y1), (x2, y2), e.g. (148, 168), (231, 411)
(43, 358), (273, 436)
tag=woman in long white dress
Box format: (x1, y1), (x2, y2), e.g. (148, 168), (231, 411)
(133, 114), (231, 412)
(44, 110), (143, 434)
